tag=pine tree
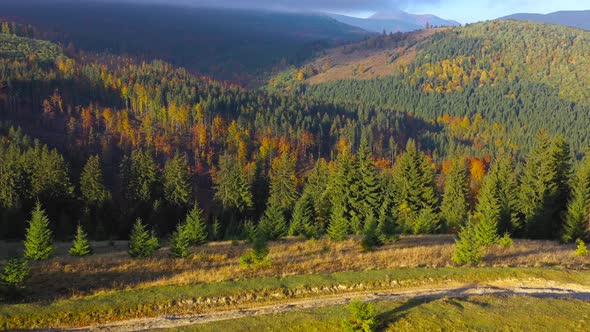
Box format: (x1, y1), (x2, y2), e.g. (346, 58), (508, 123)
(392, 140), (439, 234)
(562, 156), (590, 243)
(441, 157), (470, 232)
(170, 222), (192, 258)
(163, 153), (192, 207)
(350, 135), (382, 234)
(289, 194), (314, 237)
(328, 201), (349, 241)
(258, 202), (287, 240)
(80, 155), (110, 206)
(69, 224), (92, 257)
(128, 218), (160, 258)
(453, 216), (483, 265)
(268, 152), (298, 214)
(23, 202), (54, 261)
(213, 153), (253, 212)
(184, 203), (208, 245)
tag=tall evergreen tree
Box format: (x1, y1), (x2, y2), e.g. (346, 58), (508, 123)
(69, 224), (92, 257)
(128, 218), (160, 258)
(268, 152), (298, 214)
(258, 202), (287, 240)
(350, 135), (382, 234)
(23, 202), (54, 261)
(170, 222), (192, 258)
(163, 153), (192, 207)
(122, 150), (159, 203)
(392, 140), (439, 234)
(302, 159), (331, 228)
(453, 216), (483, 265)
(562, 156), (590, 243)
(184, 203), (208, 245)
(289, 193), (314, 237)
(80, 155), (111, 206)
(213, 153), (253, 212)
(326, 140), (355, 240)
(440, 157), (470, 232)
(328, 201), (349, 241)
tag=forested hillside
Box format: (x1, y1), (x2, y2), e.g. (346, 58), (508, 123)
(0, 17), (589, 253)
(285, 20), (590, 154)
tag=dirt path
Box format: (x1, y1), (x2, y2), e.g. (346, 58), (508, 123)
(74, 280), (590, 331)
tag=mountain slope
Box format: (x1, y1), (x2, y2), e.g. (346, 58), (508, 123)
(0, 0), (371, 83)
(328, 10), (459, 34)
(500, 10), (590, 31)
(271, 20), (590, 153)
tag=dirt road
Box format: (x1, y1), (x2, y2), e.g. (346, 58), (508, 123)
(74, 280), (590, 331)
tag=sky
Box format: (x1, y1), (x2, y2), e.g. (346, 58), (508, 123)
(163, 0), (590, 23)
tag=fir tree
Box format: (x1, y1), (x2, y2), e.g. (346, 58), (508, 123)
(0, 258), (29, 289)
(328, 201), (349, 241)
(80, 155), (110, 207)
(392, 140), (439, 233)
(23, 202), (54, 261)
(474, 170), (502, 245)
(441, 157), (470, 232)
(69, 224), (92, 257)
(361, 214), (382, 251)
(453, 216), (483, 265)
(289, 193), (314, 237)
(163, 153), (192, 207)
(213, 153), (253, 212)
(124, 150), (159, 203)
(562, 156), (590, 243)
(170, 222), (192, 258)
(350, 135), (382, 234)
(258, 202), (287, 240)
(303, 159), (331, 227)
(268, 152), (298, 214)
(128, 218), (160, 258)
(184, 203), (208, 245)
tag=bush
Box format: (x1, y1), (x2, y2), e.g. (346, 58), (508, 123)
(575, 239), (588, 256)
(23, 202), (54, 261)
(69, 224), (93, 257)
(342, 300), (377, 332)
(498, 233), (513, 247)
(0, 258), (29, 289)
(128, 218), (160, 258)
(240, 231), (270, 267)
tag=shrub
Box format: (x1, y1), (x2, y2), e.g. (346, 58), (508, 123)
(0, 258), (29, 289)
(69, 224), (93, 257)
(498, 233), (513, 247)
(240, 231), (270, 267)
(453, 221), (483, 265)
(575, 239), (588, 256)
(128, 218), (160, 258)
(342, 300), (377, 332)
(23, 202), (54, 261)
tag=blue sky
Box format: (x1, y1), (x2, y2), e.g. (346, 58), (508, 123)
(183, 0), (589, 24)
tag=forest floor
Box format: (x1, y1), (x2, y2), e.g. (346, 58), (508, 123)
(74, 279), (590, 331)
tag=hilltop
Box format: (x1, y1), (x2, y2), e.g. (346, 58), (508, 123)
(500, 10), (590, 31)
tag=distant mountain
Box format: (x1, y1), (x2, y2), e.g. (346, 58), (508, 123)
(500, 10), (590, 31)
(328, 9), (459, 34)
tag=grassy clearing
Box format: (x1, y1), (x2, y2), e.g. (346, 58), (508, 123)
(3, 235), (587, 302)
(182, 295), (590, 332)
(2, 267), (590, 329)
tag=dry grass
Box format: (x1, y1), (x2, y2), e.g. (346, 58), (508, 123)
(6, 235), (588, 301)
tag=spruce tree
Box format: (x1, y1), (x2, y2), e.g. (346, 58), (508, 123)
(69, 224), (92, 257)
(163, 153), (192, 207)
(289, 194), (314, 237)
(440, 157), (470, 232)
(493, 156), (520, 233)
(124, 150), (159, 203)
(361, 214), (382, 251)
(474, 169), (502, 245)
(392, 140), (439, 233)
(453, 216), (483, 265)
(562, 156), (590, 243)
(128, 218), (160, 258)
(170, 222), (192, 258)
(303, 159), (331, 226)
(80, 155), (110, 207)
(23, 202), (54, 261)
(258, 202), (287, 240)
(326, 140), (354, 240)
(350, 135), (382, 234)
(328, 201), (349, 241)
(268, 152), (298, 214)
(184, 203), (208, 245)
(213, 153), (253, 212)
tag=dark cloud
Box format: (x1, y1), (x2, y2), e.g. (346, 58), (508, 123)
(130, 0), (441, 13)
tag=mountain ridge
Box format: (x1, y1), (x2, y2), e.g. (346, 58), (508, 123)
(500, 9), (590, 31)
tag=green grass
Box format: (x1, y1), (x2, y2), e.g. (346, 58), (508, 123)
(182, 295), (590, 331)
(2, 267), (590, 329)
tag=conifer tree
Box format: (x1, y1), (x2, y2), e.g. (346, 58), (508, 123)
(268, 152), (298, 214)
(163, 153), (192, 207)
(128, 218), (160, 258)
(122, 150), (159, 203)
(213, 153), (253, 212)
(474, 168), (502, 245)
(69, 224), (92, 257)
(184, 203), (208, 245)
(258, 202), (287, 240)
(494, 156), (520, 233)
(170, 222), (192, 258)
(562, 156), (590, 243)
(328, 201), (349, 241)
(80, 155), (110, 206)
(303, 159), (331, 227)
(393, 140), (439, 233)
(453, 216), (483, 265)
(350, 135), (382, 234)
(289, 193), (314, 237)
(327, 139), (354, 239)
(361, 214), (382, 251)
(441, 157), (470, 232)
(23, 202), (54, 261)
